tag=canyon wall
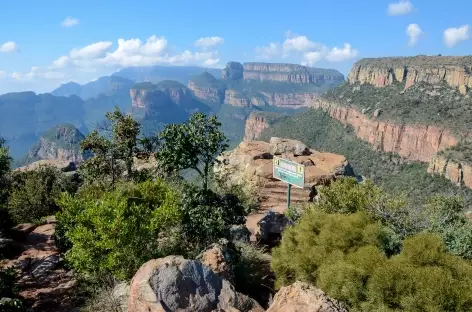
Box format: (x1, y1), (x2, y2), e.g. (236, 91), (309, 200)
(244, 113), (271, 141)
(242, 62), (344, 83)
(311, 99), (458, 162)
(348, 56), (472, 94)
(428, 155), (472, 189)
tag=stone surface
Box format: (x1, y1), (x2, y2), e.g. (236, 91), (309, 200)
(230, 225), (251, 243)
(197, 243), (234, 283)
(0, 221), (78, 311)
(266, 282), (347, 312)
(428, 154), (472, 189)
(214, 139), (353, 239)
(311, 98), (458, 162)
(222, 62), (244, 80)
(347, 56), (472, 94)
(256, 211), (291, 245)
(269, 137), (309, 156)
(244, 113), (271, 141)
(127, 256), (264, 312)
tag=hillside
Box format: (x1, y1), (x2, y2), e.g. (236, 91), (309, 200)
(52, 76), (135, 100)
(0, 92), (87, 158)
(258, 108), (472, 207)
(17, 124), (88, 167)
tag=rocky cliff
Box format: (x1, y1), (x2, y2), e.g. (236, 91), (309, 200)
(214, 138), (354, 237)
(348, 56), (472, 94)
(244, 112), (288, 141)
(187, 72), (226, 104)
(18, 124), (87, 167)
(428, 144), (472, 188)
(242, 62), (344, 84)
(311, 98), (458, 162)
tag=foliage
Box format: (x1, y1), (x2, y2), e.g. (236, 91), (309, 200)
(56, 180), (182, 280)
(0, 269), (25, 311)
(80, 107), (140, 188)
(158, 112), (229, 190)
(7, 165), (76, 224)
(272, 209), (472, 311)
(0, 138), (11, 206)
(178, 185), (246, 256)
(260, 108), (472, 207)
(438, 142), (472, 165)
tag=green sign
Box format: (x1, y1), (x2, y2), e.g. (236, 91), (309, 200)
(273, 156), (305, 188)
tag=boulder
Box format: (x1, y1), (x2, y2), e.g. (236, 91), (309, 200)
(230, 225), (251, 243)
(266, 282), (347, 312)
(197, 242), (234, 283)
(128, 256), (264, 312)
(256, 211), (291, 245)
(269, 137), (309, 156)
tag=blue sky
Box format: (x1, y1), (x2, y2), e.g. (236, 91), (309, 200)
(1, 0), (471, 94)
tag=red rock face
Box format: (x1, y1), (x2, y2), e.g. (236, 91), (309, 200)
(428, 155), (472, 189)
(188, 81), (225, 103)
(312, 99), (459, 162)
(244, 113), (270, 141)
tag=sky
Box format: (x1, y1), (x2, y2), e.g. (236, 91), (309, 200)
(1, 0), (472, 94)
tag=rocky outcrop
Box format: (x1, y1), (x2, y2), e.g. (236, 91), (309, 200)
(127, 255), (264, 312)
(19, 124), (88, 167)
(188, 72), (226, 104)
(0, 219), (78, 311)
(428, 154), (472, 188)
(243, 63), (344, 84)
(214, 138), (353, 239)
(311, 99), (459, 162)
(266, 282), (347, 312)
(244, 113), (271, 141)
(222, 62), (244, 80)
(260, 92), (320, 108)
(224, 90), (252, 107)
(347, 56), (472, 94)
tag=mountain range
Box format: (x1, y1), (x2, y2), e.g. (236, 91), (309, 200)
(1, 62), (343, 164)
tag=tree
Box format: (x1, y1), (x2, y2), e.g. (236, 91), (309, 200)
(158, 112), (228, 190)
(80, 107), (141, 187)
(0, 138), (11, 205)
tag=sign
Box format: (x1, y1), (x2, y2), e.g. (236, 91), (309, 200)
(273, 156), (305, 188)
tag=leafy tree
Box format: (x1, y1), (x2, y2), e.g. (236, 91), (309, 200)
(80, 107), (141, 188)
(0, 138), (11, 206)
(179, 185), (246, 255)
(7, 165), (75, 224)
(158, 112), (228, 190)
(57, 180), (182, 279)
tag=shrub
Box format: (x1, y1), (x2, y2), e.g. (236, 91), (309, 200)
(0, 269), (25, 311)
(7, 165), (77, 224)
(272, 209), (472, 311)
(179, 185), (246, 256)
(57, 180), (182, 280)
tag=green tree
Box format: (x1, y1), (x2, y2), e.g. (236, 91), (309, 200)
(158, 113), (228, 190)
(7, 165), (75, 224)
(0, 138), (12, 206)
(56, 180), (182, 279)
(80, 107), (141, 187)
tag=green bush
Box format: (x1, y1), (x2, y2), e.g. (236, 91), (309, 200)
(7, 165), (77, 224)
(0, 269), (25, 311)
(57, 180), (182, 280)
(179, 186), (246, 256)
(272, 210), (472, 311)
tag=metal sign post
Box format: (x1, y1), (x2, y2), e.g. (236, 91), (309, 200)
(273, 156), (305, 209)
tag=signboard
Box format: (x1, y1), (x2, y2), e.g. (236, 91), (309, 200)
(273, 156), (305, 188)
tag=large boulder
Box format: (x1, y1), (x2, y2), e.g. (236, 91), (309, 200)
(256, 211), (291, 245)
(266, 282), (347, 312)
(128, 256), (264, 312)
(269, 137), (309, 156)
(197, 242), (234, 283)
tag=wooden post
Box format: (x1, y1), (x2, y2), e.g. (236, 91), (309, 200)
(287, 183), (292, 210)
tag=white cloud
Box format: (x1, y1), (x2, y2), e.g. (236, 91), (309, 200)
(0, 71), (5, 79)
(0, 41), (19, 53)
(388, 1), (414, 16)
(256, 33), (358, 65)
(255, 42), (281, 59)
(406, 24), (423, 46)
(325, 44), (358, 62)
(61, 17), (79, 27)
(283, 35), (318, 52)
(10, 67), (66, 81)
(52, 56), (70, 68)
(444, 25), (469, 48)
(70, 41), (113, 59)
(195, 36), (224, 49)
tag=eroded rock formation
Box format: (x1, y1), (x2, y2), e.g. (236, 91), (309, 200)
(347, 56), (472, 94)
(214, 138), (353, 238)
(311, 99), (459, 162)
(428, 154), (472, 188)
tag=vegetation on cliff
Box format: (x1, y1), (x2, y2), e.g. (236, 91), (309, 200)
(259, 108), (472, 206)
(325, 81), (472, 137)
